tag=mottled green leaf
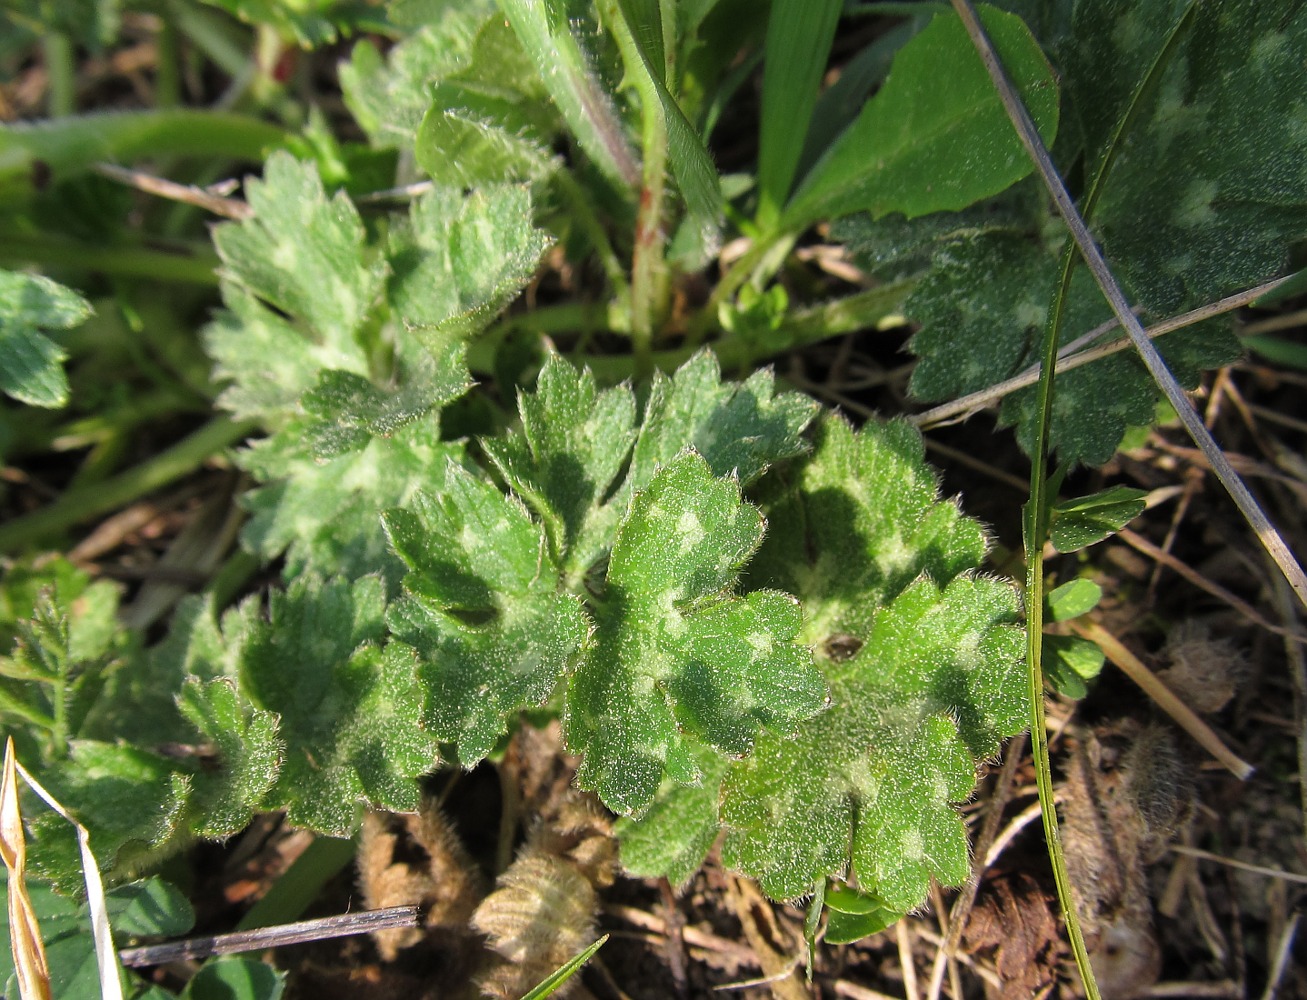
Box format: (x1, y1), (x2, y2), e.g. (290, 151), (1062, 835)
(752, 415), (989, 641)
(232, 575), (438, 834)
(388, 185), (553, 345)
(616, 748), (727, 888)
(783, 6), (1058, 229)
(384, 463), (588, 764)
(481, 354), (638, 576)
(720, 575), (1024, 904)
(568, 452), (826, 815)
(1042, 634), (1104, 700)
(0, 269), (91, 408)
(213, 153), (387, 348)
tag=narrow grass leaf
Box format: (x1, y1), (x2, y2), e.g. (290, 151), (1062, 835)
(520, 934), (608, 1000)
(756, 0), (842, 227)
(782, 4), (1057, 229)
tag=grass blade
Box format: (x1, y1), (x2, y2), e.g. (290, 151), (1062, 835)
(520, 934), (608, 1000)
(756, 0), (843, 229)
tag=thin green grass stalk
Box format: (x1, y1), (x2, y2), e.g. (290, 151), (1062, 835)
(42, 33), (75, 117)
(0, 417), (255, 554)
(235, 836), (357, 931)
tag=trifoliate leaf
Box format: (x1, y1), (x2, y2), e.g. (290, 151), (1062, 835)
(176, 679), (282, 838)
(719, 575), (1024, 905)
(751, 415), (989, 641)
(384, 463), (588, 765)
(213, 153), (387, 348)
(1049, 486), (1147, 552)
(0, 269), (91, 408)
(387, 185), (553, 345)
(567, 451), (827, 815)
(481, 354), (638, 575)
(232, 575), (437, 835)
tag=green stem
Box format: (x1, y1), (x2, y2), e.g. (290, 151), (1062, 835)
(163, 0), (253, 80)
(601, 0), (670, 374)
(42, 32), (75, 117)
(0, 416), (255, 554)
(0, 234), (220, 285)
(1025, 241), (1101, 1000)
(155, 18), (182, 109)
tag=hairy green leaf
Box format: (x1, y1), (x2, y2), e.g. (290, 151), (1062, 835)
(720, 575), (1024, 904)
(568, 451), (827, 815)
(229, 575), (438, 835)
(783, 6), (1058, 229)
(388, 185), (553, 344)
(384, 463), (589, 764)
(0, 269), (91, 408)
(213, 153), (387, 347)
(176, 678), (283, 838)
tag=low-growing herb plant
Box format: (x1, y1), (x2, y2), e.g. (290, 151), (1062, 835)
(0, 0), (1304, 995)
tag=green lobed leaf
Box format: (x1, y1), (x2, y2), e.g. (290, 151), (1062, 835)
(0, 269), (91, 408)
(387, 185), (553, 344)
(27, 741), (192, 894)
(720, 575), (1025, 905)
(238, 414), (465, 583)
(299, 341), (471, 459)
(1050, 486), (1147, 552)
(175, 678), (283, 838)
(230, 575), (438, 835)
(212, 152), (387, 349)
(339, 4), (493, 149)
(782, 5), (1059, 230)
(568, 451), (827, 815)
(416, 95), (557, 187)
(751, 415), (989, 641)
(384, 463), (589, 764)
(481, 354), (638, 576)
(616, 747), (728, 889)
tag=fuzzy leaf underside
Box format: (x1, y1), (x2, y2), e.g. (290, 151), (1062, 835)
(384, 464), (589, 764)
(568, 451), (827, 816)
(0, 269), (90, 408)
